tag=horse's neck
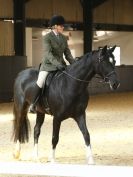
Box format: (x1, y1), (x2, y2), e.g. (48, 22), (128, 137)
(68, 54), (95, 82)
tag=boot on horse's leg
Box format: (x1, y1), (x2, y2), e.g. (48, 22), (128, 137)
(29, 84), (41, 113)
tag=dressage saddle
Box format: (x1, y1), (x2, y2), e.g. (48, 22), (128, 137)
(40, 70), (62, 115)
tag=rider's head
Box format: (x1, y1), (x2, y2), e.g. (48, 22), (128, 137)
(49, 15), (65, 33)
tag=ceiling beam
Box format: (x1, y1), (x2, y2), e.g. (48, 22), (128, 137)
(80, 0), (108, 8)
(25, 18), (133, 32)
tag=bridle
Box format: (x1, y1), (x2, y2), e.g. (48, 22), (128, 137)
(61, 50), (116, 83)
(97, 50), (116, 82)
(104, 70), (116, 82)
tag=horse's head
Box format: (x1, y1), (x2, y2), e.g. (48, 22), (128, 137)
(94, 45), (120, 90)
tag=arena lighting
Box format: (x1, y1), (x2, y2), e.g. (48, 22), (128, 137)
(42, 29), (51, 36)
(96, 31), (114, 37)
(96, 31), (106, 37)
(42, 30), (46, 36)
(3, 19), (14, 23)
(93, 31), (99, 42)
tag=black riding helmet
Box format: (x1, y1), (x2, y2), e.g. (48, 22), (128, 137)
(49, 15), (65, 27)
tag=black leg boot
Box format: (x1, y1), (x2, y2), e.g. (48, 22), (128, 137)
(29, 84), (41, 113)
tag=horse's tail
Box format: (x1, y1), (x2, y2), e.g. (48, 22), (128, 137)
(12, 101), (30, 143)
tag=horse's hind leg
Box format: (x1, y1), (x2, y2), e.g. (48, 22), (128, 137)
(33, 112), (45, 160)
(75, 113), (94, 165)
(13, 98), (30, 159)
(13, 140), (21, 159)
(48, 118), (61, 163)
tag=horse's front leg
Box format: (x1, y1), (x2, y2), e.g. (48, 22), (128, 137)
(48, 117), (61, 163)
(75, 112), (94, 165)
(33, 112), (45, 160)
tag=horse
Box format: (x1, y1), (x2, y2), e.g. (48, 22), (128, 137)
(12, 45), (120, 164)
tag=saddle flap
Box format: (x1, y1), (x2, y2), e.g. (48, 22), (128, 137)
(40, 71), (59, 115)
(45, 71), (58, 88)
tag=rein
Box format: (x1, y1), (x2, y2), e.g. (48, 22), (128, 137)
(62, 71), (90, 83)
(61, 67), (116, 84)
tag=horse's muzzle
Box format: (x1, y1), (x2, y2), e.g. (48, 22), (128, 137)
(109, 80), (120, 90)
(104, 70), (120, 90)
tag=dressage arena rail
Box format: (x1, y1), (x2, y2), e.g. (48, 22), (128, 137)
(0, 162), (133, 177)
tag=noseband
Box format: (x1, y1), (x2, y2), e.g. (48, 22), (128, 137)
(103, 70), (116, 83)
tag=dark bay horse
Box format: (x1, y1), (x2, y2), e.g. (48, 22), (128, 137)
(13, 45), (120, 164)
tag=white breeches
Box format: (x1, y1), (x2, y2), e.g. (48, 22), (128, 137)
(36, 71), (49, 88)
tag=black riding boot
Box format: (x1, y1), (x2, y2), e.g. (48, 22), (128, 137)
(29, 84), (41, 113)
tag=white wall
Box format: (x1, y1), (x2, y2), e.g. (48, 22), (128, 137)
(26, 28), (32, 67)
(31, 29), (83, 67)
(93, 32), (133, 65)
(28, 29), (133, 67)
(32, 36), (43, 67)
(67, 31), (83, 58)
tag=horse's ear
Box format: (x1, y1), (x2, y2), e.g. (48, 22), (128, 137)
(101, 45), (107, 55)
(110, 45), (116, 53)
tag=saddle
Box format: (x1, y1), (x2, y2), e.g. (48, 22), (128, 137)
(40, 71), (60, 115)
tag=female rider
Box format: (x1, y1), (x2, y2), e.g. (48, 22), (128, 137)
(30, 15), (74, 113)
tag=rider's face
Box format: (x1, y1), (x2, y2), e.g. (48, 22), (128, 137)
(55, 25), (64, 33)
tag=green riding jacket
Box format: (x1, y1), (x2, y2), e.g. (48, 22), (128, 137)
(40, 31), (74, 72)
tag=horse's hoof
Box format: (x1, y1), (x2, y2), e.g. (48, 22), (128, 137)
(32, 155), (40, 162)
(32, 153), (39, 162)
(47, 160), (57, 164)
(87, 158), (95, 165)
(87, 157), (95, 165)
(47, 158), (56, 164)
(13, 151), (20, 159)
(32, 157), (40, 162)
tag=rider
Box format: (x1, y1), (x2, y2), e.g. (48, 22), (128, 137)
(30, 15), (75, 113)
